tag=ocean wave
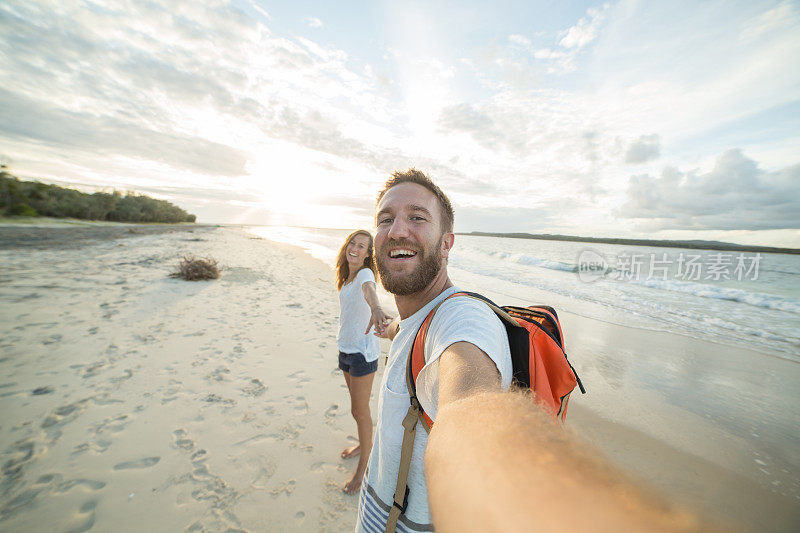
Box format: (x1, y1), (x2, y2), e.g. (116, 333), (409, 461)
(489, 251), (578, 273)
(632, 278), (800, 314)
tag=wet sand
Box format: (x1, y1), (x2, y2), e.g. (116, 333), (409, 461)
(0, 223), (797, 531)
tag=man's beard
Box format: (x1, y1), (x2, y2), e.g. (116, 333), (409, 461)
(376, 236), (443, 296)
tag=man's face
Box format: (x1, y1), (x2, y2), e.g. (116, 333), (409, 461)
(374, 182), (452, 295)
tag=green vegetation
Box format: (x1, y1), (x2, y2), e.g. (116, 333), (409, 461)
(0, 168), (196, 224)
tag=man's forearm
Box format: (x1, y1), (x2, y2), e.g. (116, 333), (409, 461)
(426, 391), (704, 532)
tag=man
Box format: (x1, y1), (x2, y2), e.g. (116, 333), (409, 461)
(359, 169), (703, 533)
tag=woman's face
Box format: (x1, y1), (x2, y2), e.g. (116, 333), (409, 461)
(345, 234), (371, 269)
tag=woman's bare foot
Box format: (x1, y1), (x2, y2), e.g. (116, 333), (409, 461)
(341, 444), (360, 459)
(343, 466), (366, 494)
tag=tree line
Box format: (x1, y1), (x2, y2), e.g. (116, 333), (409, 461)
(0, 169), (196, 224)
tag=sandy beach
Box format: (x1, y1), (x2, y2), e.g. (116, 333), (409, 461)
(1, 224), (798, 532)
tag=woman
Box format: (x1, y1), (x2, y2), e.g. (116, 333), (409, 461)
(336, 229), (391, 494)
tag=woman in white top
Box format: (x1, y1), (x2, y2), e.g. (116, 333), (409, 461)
(336, 230), (392, 494)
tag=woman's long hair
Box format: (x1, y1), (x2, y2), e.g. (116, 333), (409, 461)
(336, 230), (376, 290)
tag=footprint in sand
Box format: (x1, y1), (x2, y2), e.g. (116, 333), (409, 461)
(72, 437), (113, 455)
(206, 366), (230, 382)
(251, 462), (277, 489)
(64, 499), (97, 533)
(82, 362), (106, 379)
(287, 370), (311, 385)
(324, 404), (338, 426)
(108, 368), (134, 384)
(113, 457), (160, 470)
(54, 478), (107, 493)
(268, 421), (303, 442)
(288, 395), (308, 415)
(41, 400), (89, 441)
(161, 379), (183, 404)
(173, 429), (194, 451)
(99, 302), (118, 319)
(41, 334), (62, 345)
(92, 414), (131, 435)
(270, 479), (296, 498)
(240, 378), (266, 398)
(202, 394), (235, 407)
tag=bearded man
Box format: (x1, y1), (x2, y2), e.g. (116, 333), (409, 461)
(359, 170), (512, 532)
(357, 169), (703, 533)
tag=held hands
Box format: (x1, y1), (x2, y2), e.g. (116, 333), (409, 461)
(372, 316), (399, 340)
(366, 307), (393, 337)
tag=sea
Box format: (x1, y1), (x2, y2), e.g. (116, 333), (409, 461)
(246, 225), (800, 362)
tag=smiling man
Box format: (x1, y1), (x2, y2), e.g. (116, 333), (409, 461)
(357, 169), (513, 532)
(356, 169), (702, 533)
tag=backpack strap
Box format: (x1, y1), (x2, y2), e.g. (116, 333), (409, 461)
(385, 395), (423, 532)
(386, 291), (519, 533)
(385, 294), (453, 533)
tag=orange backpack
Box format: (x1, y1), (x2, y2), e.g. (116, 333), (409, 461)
(384, 291), (585, 533)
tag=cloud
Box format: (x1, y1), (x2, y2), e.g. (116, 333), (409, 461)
(0, 0), (797, 242)
(437, 103), (528, 156)
(310, 194), (374, 216)
(0, 88), (248, 177)
(455, 205), (560, 233)
(508, 34), (531, 47)
(559, 4), (609, 49)
(624, 134), (661, 164)
(304, 17), (323, 28)
(619, 150), (800, 230)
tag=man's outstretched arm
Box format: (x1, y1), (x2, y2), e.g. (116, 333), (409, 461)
(425, 342), (706, 533)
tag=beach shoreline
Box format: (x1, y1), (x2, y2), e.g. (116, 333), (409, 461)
(0, 224), (797, 531)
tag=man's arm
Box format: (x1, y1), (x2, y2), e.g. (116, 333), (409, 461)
(425, 343), (704, 533)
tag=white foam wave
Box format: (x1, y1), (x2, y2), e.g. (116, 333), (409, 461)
(633, 278), (800, 314)
(490, 251), (577, 273)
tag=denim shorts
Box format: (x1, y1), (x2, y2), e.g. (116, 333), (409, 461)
(338, 351), (378, 377)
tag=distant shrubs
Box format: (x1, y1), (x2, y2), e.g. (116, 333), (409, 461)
(0, 171), (196, 223)
(170, 256), (219, 281)
(9, 202), (37, 216)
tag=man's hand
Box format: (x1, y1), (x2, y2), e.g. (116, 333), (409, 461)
(366, 307), (392, 336)
(373, 316), (399, 340)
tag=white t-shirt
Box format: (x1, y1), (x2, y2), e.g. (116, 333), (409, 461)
(338, 267), (381, 362)
(357, 286), (512, 532)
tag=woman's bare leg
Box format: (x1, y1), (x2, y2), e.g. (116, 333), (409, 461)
(343, 371), (376, 494)
(340, 371), (361, 458)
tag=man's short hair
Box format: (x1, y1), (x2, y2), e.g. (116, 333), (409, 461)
(376, 168), (455, 233)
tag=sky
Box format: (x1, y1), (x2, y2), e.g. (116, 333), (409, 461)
(1, 0), (799, 246)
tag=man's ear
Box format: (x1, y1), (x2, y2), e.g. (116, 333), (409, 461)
(441, 232), (455, 259)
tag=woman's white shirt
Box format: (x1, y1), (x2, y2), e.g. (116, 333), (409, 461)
(337, 268), (381, 361)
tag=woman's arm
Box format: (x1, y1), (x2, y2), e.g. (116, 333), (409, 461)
(362, 281), (392, 336)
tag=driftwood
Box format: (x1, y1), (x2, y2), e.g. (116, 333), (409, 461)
(170, 256), (219, 281)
